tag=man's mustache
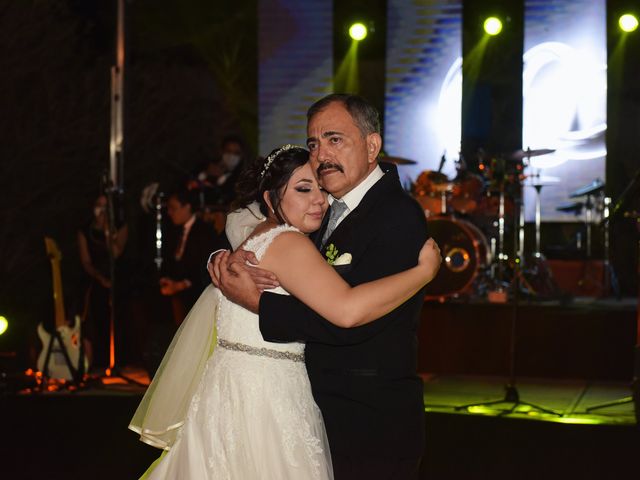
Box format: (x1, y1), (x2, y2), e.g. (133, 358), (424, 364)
(317, 163), (344, 175)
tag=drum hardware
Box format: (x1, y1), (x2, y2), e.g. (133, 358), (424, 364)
(523, 173), (560, 258)
(508, 147), (556, 160)
(568, 178), (605, 259)
(556, 201), (584, 215)
(569, 178), (605, 198)
(379, 154), (418, 165)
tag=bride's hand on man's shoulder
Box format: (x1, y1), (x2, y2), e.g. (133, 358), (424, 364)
(418, 238), (442, 281)
(207, 249), (280, 292)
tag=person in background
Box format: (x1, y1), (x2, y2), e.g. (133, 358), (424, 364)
(77, 193), (128, 369)
(195, 134), (248, 207)
(160, 189), (228, 324)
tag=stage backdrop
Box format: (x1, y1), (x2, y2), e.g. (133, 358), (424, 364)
(522, 0), (607, 222)
(384, 0), (463, 188)
(258, 0), (333, 156)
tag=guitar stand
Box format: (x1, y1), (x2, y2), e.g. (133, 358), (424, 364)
(38, 329), (85, 391)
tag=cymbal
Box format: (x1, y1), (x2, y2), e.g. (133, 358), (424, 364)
(569, 178), (605, 198)
(380, 155), (417, 165)
(523, 175), (561, 187)
(556, 201), (584, 214)
(509, 148), (555, 160)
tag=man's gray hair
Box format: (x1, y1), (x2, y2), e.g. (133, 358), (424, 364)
(307, 93), (381, 137)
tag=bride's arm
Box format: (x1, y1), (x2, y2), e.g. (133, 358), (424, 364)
(259, 231), (440, 328)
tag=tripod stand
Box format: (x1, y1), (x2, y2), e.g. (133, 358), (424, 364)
(455, 176), (560, 416)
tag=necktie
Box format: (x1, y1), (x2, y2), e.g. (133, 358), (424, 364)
(175, 225), (188, 260)
(321, 200), (348, 246)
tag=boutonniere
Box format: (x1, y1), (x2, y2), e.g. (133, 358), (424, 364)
(325, 243), (352, 266)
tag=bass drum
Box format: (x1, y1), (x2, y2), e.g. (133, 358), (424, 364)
(424, 217), (490, 300)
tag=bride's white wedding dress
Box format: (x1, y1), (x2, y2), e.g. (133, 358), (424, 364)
(132, 225), (333, 480)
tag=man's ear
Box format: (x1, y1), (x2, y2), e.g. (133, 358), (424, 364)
(366, 133), (382, 163)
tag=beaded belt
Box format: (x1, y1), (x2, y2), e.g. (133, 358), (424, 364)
(217, 338), (305, 363)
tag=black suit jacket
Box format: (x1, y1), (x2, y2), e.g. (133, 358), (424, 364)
(259, 163), (428, 459)
(162, 218), (227, 311)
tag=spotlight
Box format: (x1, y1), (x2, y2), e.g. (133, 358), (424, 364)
(0, 316), (8, 336)
(484, 17), (503, 36)
(349, 22), (368, 41)
(619, 13), (639, 33)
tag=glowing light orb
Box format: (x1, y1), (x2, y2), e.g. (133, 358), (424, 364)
(349, 23), (368, 41)
(484, 17), (503, 36)
(0, 316), (8, 335)
(619, 14), (639, 33)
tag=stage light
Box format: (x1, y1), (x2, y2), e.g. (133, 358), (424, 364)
(484, 17), (503, 36)
(0, 316), (8, 335)
(619, 14), (639, 33)
(349, 22), (367, 41)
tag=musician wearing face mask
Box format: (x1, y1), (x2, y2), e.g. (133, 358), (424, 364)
(197, 134), (247, 208)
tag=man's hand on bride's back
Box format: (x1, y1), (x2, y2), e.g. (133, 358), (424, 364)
(207, 249), (279, 313)
(418, 238), (442, 282)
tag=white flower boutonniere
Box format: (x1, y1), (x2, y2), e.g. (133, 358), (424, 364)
(324, 243), (351, 266)
(333, 252), (352, 266)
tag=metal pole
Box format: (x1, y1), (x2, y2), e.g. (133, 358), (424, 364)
(110, 0), (125, 190)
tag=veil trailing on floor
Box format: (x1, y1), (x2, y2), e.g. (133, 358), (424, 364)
(129, 285), (220, 450)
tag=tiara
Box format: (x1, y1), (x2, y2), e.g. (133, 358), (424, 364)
(259, 144), (301, 178)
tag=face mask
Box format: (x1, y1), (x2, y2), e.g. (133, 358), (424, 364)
(222, 153), (241, 170)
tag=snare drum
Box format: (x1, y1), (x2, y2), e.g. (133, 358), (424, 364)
(423, 216), (490, 300)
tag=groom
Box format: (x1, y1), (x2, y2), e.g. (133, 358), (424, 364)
(212, 94), (429, 479)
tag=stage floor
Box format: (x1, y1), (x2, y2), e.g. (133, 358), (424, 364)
(422, 373), (635, 426)
(3, 369), (638, 479)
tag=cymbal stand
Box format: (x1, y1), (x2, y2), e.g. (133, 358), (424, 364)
(533, 184), (543, 258)
(578, 194), (608, 294)
(585, 194), (594, 259)
(498, 188), (507, 277)
(601, 197), (620, 297)
(486, 187), (510, 300)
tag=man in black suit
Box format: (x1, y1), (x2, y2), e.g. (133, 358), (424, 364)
(160, 189), (228, 323)
(213, 94), (429, 479)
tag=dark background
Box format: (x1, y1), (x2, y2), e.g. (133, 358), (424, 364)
(0, 0), (638, 368)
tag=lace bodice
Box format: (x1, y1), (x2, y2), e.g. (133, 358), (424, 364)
(216, 224), (304, 354)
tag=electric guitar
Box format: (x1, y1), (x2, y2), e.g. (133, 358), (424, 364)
(37, 237), (90, 380)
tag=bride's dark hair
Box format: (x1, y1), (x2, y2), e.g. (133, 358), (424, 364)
(232, 145), (310, 224)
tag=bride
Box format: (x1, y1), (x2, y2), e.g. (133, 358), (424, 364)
(130, 145), (441, 479)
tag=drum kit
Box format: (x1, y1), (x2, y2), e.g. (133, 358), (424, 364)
(408, 148), (574, 301)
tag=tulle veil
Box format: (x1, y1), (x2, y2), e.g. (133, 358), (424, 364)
(129, 202), (264, 450)
(128, 285), (220, 450)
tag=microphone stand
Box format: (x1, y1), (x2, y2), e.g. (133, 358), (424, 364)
(586, 172), (640, 421)
(92, 176), (145, 388)
(455, 174), (560, 415)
